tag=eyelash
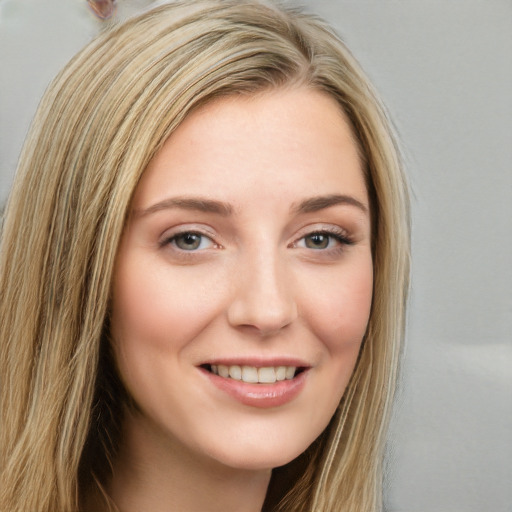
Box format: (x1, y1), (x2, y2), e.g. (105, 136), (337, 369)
(160, 230), (216, 252)
(292, 228), (354, 252)
(161, 227), (353, 254)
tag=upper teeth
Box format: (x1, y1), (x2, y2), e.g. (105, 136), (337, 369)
(211, 365), (297, 383)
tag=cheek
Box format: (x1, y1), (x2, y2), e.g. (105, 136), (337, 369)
(109, 257), (230, 420)
(110, 256), (226, 355)
(301, 257), (373, 355)
(300, 258), (373, 422)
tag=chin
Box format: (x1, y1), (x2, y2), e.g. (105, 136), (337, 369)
(201, 430), (318, 472)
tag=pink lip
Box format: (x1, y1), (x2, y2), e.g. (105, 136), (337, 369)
(199, 366), (309, 408)
(200, 356), (310, 368)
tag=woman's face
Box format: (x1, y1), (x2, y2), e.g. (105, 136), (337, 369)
(111, 88), (373, 471)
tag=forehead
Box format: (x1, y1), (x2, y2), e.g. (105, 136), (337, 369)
(133, 88), (368, 213)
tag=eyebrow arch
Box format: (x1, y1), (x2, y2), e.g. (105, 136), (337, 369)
(293, 194), (368, 215)
(134, 196), (233, 217)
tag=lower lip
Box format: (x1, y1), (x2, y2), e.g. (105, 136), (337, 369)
(200, 368), (308, 408)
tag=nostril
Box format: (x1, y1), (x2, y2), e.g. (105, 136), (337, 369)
(227, 303), (298, 337)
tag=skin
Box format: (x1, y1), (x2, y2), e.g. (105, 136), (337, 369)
(108, 87), (373, 512)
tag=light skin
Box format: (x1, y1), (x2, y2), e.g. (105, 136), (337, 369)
(108, 87), (373, 512)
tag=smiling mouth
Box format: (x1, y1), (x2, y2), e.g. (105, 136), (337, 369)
(201, 364), (307, 384)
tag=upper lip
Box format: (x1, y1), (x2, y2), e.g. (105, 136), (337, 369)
(198, 357), (311, 368)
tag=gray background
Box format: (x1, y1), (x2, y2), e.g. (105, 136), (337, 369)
(1, 1), (511, 511)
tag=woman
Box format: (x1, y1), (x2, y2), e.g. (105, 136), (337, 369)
(0, 1), (410, 511)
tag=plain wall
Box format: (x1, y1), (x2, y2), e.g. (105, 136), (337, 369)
(1, 1), (511, 511)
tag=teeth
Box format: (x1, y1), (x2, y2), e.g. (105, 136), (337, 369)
(242, 366), (259, 383)
(218, 365), (229, 378)
(228, 365), (242, 380)
(258, 367), (276, 383)
(275, 366), (286, 381)
(285, 366), (296, 380)
(212, 364), (298, 383)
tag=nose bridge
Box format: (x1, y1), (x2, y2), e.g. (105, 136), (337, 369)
(227, 242), (297, 336)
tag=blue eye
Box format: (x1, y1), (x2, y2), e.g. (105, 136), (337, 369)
(169, 232), (213, 251)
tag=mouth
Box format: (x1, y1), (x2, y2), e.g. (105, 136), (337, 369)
(200, 364), (308, 384)
(199, 361), (310, 408)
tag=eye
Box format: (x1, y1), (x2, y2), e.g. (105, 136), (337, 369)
(167, 232), (214, 251)
(304, 233), (332, 249)
(295, 229), (352, 250)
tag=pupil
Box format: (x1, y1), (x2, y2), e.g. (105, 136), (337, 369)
(178, 233), (200, 250)
(307, 234), (329, 249)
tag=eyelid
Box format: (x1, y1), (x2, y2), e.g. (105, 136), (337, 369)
(159, 224), (220, 250)
(290, 224), (353, 248)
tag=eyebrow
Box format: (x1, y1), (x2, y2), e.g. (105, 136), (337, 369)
(293, 194), (368, 215)
(135, 197), (233, 217)
(135, 193), (368, 218)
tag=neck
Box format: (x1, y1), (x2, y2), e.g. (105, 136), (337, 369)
(102, 410), (271, 512)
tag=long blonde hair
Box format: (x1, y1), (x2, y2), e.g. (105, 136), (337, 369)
(0, 1), (410, 511)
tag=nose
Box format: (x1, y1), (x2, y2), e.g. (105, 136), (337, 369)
(227, 248), (298, 337)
